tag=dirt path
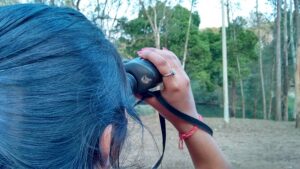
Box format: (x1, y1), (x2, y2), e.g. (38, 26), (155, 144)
(121, 114), (300, 169)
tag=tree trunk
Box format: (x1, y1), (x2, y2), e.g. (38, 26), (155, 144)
(139, 0), (167, 49)
(182, 1), (194, 69)
(256, 0), (267, 119)
(230, 80), (237, 117)
(295, 36), (300, 127)
(231, 13), (245, 119)
(153, 7), (160, 49)
(259, 35), (267, 119)
(222, 0), (230, 123)
(290, 0), (296, 66)
(275, 0), (282, 121)
(226, 0), (230, 26)
(254, 97), (258, 119)
(283, 0), (289, 121)
(155, 32), (160, 49)
(294, 0), (300, 128)
(296, 41), (300, 127)
(290, 0), (296, 120)
(237, 56), (246, 118)
(268, 56), (276, 119)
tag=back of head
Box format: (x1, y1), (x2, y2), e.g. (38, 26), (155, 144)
(0, 4), (136, 168)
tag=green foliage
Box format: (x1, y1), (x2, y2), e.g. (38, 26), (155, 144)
(119, 3), (216, 90)
(118, 2), (260, 117)
(227, 17), (258, 81)
(4, 0), (274, 119)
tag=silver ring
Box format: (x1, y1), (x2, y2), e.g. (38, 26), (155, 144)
(163, 69), (176, 77)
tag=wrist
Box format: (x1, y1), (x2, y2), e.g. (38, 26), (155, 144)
(177, 114), (203, 149)
(172, 114), (203, 133)
(173, 121), (195, 133)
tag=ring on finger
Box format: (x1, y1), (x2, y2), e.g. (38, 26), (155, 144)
(162, 69), (176, 77)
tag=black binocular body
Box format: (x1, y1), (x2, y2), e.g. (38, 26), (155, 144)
(124, 57), (162, 94)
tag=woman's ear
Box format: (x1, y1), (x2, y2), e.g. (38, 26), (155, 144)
(99, 124), (112, 169)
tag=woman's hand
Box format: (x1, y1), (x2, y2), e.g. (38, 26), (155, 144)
(137, 47), (198, 132)
(137, 47), (231, 169)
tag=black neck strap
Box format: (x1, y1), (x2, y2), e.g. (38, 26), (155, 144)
(136, 91), (213, 169)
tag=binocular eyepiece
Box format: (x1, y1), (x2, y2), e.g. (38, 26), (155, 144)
(124, 57), (162, 94)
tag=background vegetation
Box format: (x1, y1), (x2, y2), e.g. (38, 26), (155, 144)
(2, 0), (300, 128)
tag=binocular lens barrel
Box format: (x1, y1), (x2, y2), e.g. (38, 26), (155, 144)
(124, 57), (162, 94)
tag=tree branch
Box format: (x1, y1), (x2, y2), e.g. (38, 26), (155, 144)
(75, 0), (81, 11)
(139, 0), (155, 32)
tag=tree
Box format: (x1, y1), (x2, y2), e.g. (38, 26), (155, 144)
(222, 0), (229, 123)
(91, 0), (123, 40)
(182, 0), (197, 69)
(228, 18), (258, 118)
(283, 0), (289, 121)
(290, 0), (296, 120)
(225, 0), (237, 118)
(256, 0), (267, 119)
(236, 48), (246, 118)
(275, 0), (282, 121)
(268, 56), (276, 119)
(222, 1), (260, 119)
(120, 2), (260, 119)
(119, 3), (203, 63)
(294, 0), (300, 128)
(138, 0), (168, 49)
(119, 3), (220, 103)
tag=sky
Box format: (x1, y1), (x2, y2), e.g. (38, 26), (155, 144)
(79, 0), (275, 29)
(20, 0), (275, 29)
(192, 0), (274, 29)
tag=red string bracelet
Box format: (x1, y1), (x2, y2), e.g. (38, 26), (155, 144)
(178, 114), (203, 150)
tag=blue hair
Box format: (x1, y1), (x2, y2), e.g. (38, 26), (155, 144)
(0, 4), (139, 168)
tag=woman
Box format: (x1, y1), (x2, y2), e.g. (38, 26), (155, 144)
(0, 4), (230, 169)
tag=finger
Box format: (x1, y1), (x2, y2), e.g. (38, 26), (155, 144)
(161, 47), (182, 66)
(137, 48), (177, 91)
(138, 48), (186, 85)
(142, 47), (181, 69)
(137, 48), (173, 76)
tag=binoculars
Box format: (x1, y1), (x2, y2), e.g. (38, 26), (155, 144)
(124, 57), (162, 94)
